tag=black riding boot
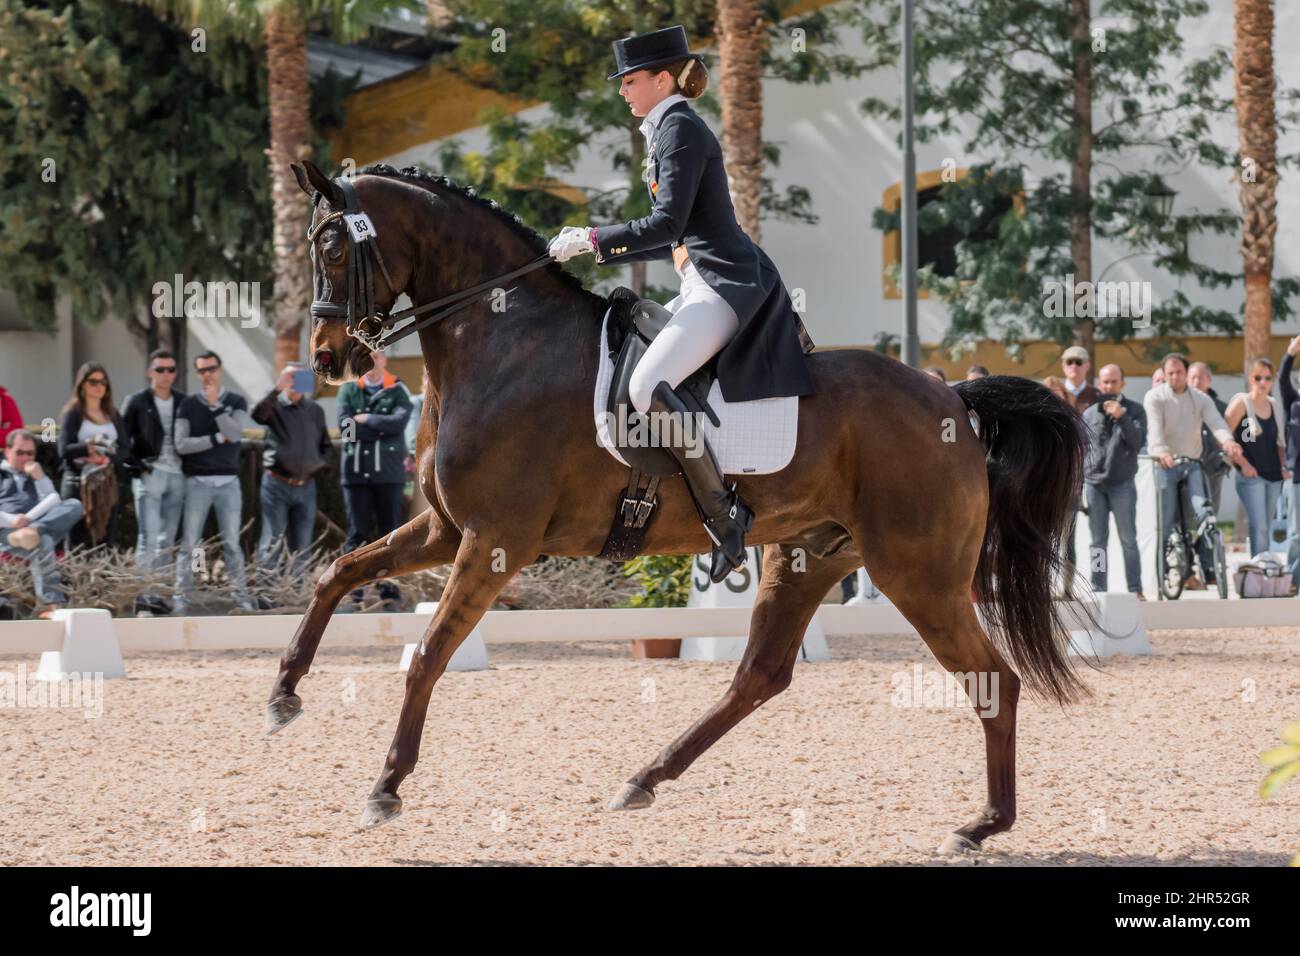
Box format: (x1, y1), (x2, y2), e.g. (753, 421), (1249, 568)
(648, 380), (754, 583)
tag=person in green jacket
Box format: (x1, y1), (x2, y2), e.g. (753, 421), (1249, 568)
(337, 350), (412, 608)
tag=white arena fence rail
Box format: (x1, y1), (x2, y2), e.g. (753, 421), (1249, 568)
(3, 597), (1299, 661)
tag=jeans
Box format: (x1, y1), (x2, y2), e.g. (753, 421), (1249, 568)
(841, 568), (877, 602)
(1287, 482), (1300, 585)
(343, 482), (405, 600)
(1157, 459), (1216, 581)
(1235, 473), (1283, 558)
(1084, 480), (1142, 593)
(133, 467), (185, 572)
(1206, 466), (1226, 515)
(257, 475), (317, 579)
(1062, 489), (1081, 584)
(1065, 510), (1078, 574)
(0, 499), (85, 604)
(175, 476), (249, 607)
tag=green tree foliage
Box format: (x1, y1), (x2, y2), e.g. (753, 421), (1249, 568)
(0, 0), (353, 351)
(419, 0), (867, 285)
(850, 0), (1300, 359)
(621, 554), (694, 608)
(1259, 720), (1300, 866)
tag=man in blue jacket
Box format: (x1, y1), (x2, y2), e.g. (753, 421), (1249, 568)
(337, 349), (412, 608)
(173, 351), (255, 614)
(1082, 364), (1147, 596)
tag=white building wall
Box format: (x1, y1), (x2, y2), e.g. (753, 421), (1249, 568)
(0, 298), (74, 432)
(378, 1), (1300, 350)
(0, 292), (281, 424)
(70, 309), (153, 411)
(4, 1), (1300, 420)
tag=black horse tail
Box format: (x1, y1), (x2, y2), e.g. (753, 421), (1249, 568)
(953, 375), (1093, 704)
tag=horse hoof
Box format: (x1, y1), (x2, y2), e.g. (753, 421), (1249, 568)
(264, 695), (303, 736)
(359, 795), (403, 830)
(936, 833), (982, 855)
(607, 782), (655, 811)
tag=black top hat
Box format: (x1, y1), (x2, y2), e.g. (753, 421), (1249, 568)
(608, 25), (704, 80)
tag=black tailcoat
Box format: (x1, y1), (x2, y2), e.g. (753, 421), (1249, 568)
(594, 100), (816, 402)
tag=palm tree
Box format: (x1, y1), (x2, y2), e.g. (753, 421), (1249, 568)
(1069, 0), (1094, 359)
(716, 0), (767, 242)
(1234, 0), (1278, 366)
(140, 1), (399, 371)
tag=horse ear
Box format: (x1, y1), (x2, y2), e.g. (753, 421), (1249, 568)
(299, 159), (343, 206)
(290, 163), (313, 197)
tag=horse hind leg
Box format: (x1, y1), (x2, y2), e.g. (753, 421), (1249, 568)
(885, 587), (1022, 855)
(609, 542), (857, 810)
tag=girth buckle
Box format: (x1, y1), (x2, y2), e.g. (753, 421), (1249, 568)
(620, 493), (656, 529)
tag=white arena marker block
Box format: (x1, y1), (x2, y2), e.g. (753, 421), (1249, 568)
(1068, 592), (1150, 659)
(679, 549), (829, 662)
(36, 608), (125, 680)
(399, 601), (488, 672)
(678, 610), (830, 663)
(797, 609), (830, 662)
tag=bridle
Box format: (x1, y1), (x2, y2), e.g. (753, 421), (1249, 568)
(307, 175), (554, 352)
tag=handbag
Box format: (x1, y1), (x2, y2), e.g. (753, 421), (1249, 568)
(79, 461), (119, 545)
(1233, 553), (1293, 599)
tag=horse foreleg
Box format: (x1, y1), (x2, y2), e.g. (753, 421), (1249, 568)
(609, 544), (856, 810)
(359, 527), (537, 829)
(265, 508), (462, 734)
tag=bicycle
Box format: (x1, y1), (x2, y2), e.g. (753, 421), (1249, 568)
(1143, 453), (1228, 600)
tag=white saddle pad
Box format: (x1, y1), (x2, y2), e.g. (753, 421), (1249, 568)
(593, 306), (799, 475)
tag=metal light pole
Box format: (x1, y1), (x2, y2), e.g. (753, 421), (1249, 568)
(900, 0), (920, 367)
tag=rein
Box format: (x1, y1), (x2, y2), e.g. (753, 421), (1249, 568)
(308, 175), (554, 351)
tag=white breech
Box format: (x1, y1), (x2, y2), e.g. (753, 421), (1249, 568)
(628, 258), (741, 415)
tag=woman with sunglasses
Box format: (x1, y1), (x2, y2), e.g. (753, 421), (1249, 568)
(58, 362), (126, 548)
(1225, 357), (1289, 558)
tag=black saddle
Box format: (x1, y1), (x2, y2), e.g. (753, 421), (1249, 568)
(604, 286), (721, 477)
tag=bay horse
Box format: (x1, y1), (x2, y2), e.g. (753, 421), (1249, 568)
(268, 159), (1090, 854)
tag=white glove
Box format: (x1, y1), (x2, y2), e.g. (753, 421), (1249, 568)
(548, 225), (594, 263)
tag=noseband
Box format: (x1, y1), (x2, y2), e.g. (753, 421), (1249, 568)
(307, 175), (554, 352)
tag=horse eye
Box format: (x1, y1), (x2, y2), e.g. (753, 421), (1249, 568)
(324, 244), (344, 263)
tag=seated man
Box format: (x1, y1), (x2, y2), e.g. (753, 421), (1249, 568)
(0, 429), (85, 616)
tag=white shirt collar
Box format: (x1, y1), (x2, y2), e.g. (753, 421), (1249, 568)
(1064, 379), (1087, 395)
(639, 93), (687, 145)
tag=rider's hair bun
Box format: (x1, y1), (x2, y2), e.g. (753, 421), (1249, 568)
(666, 57), (708, 99)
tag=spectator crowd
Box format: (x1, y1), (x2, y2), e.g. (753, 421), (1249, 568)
(0, 348), (415, 618)
(8, 336), (1300, 617)
(928, 342), (1300, 599)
